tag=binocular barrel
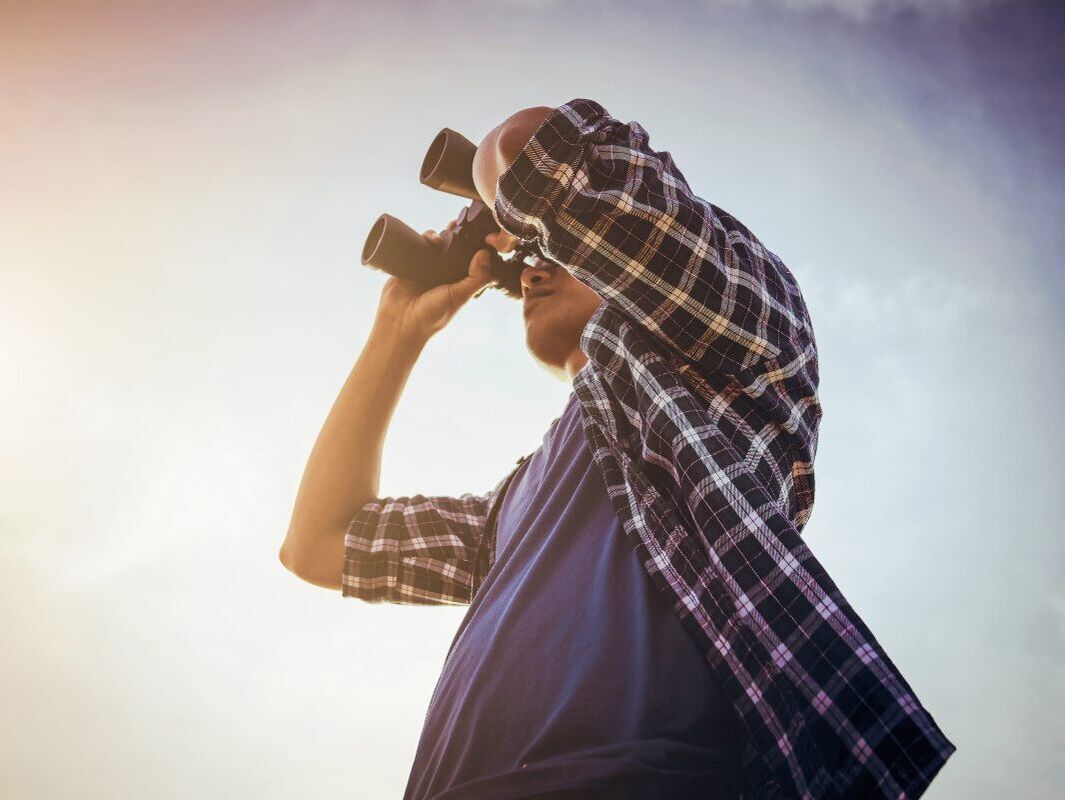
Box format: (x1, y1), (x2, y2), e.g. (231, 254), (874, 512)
(420, 128), (481, 201)
(361, 127), (524, 300)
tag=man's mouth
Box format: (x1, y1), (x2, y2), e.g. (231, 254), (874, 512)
(523, 292), (552, 317)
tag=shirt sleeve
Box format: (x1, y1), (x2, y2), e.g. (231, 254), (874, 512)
(341, 492), (488, 605)
(341, 467), (516, 605)
(493, 98), (810, 375)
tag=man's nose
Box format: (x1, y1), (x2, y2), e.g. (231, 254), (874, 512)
(520, 261), (553, 295)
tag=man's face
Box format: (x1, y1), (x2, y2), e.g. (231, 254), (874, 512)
(520, 257), (603, 381)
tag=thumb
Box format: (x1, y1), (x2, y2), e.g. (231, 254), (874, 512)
(452, 249), (495, 304)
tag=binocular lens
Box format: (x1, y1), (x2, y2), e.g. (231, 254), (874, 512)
(361, 213), (437, 283)
(362, 125), (525, 299)
(419, 128), (481, 202)
(361, 215), (387, 266)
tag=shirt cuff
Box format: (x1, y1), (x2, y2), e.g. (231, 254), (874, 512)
(492, 98), (618, 242)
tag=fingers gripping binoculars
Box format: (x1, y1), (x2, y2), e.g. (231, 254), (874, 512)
(360, 127), (547, 300)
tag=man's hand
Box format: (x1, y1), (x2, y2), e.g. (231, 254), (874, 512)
(484, 229), (520, 255)
(374, 218), (495, 344)
(473, 106), (554, 210)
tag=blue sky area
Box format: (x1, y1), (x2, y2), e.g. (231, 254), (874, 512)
(2, 2), (1062, 798)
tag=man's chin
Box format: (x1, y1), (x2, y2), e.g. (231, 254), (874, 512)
(525, 340), (570, 383)
(532, 357), (569, 382)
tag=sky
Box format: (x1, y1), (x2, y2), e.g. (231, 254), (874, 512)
(2, 1), (1063, 797)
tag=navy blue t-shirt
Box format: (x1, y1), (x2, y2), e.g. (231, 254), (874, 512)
(402, 391), (746, 800)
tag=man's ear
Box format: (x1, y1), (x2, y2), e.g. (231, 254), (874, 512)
(473, 106), (554, 209)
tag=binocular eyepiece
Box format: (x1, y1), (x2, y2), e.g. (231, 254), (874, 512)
(361, 127), (535, 300)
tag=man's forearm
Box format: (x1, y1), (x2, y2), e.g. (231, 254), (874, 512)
(280, 318), (427, 589)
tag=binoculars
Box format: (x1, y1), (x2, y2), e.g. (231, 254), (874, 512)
(360, 127), (546, 300)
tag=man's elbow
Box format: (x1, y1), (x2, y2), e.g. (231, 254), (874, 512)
(278, 533), (344, 591)
(474, 105), (554, 208)
(278, 540), (309, 582)
(278, 540), (297, 574)
(498, 106), (554, 162)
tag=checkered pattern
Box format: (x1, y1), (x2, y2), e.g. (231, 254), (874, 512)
(342, 99), (956, 799)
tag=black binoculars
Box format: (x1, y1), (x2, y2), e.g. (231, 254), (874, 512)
(360, 127), (546, 300)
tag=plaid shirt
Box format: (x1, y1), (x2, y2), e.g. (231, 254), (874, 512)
(342, 99), (956, 799)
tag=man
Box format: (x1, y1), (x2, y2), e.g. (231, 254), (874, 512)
(280, 99), (956, 799)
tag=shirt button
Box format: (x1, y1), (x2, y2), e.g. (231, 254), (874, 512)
(520, 762), (528, 768)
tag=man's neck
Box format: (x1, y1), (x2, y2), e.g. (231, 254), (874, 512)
(566, 350), (589, 381)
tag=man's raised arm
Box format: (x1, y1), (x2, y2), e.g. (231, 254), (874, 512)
(280, 314), (425, 591)
(473, 98), (815, 377)
(280, 224), (494, 594)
